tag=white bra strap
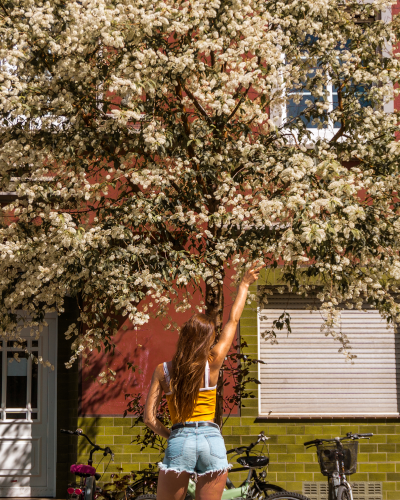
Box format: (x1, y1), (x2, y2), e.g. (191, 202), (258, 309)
(164, 362), (171, 386)
(205, 360), (210, 389)
(165, 361), (215, 393)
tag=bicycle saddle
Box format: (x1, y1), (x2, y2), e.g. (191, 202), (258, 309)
(70, 464), (97, 477)
(237, 456), (269, 468)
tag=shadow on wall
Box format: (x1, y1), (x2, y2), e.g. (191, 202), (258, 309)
(80, 270), (241, 416)
(80, 319), (180, 415)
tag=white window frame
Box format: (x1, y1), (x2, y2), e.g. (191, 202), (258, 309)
(270, 5), (394, 145)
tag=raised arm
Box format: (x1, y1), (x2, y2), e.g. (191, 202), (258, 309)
(143, 364), (171, 439)
(210, 263), (265, 368)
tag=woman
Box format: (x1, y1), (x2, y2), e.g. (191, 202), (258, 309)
(144, 264), (264, 500)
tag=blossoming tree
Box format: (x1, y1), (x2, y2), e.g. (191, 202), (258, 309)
(1, 0), (400, 381)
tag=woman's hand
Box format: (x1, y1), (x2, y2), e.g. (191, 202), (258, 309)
(210, 261), (266, 368)
(241, 262), (266, 286)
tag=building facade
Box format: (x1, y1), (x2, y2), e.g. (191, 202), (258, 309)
(73, 273), (400, 500)
(2, 2), (400, 500)
(0, 272), (399, 499)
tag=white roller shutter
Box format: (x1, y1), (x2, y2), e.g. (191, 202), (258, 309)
(258, 293), (399, 416)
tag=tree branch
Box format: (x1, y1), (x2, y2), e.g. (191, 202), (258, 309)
(211, 51), (215, 67)
(225, 86), (250, 125)
(329, 82), (345, 144)
(178, 78), (212, 125)
(0, 0), (9, 16)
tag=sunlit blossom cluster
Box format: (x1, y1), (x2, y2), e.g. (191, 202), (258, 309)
(1, 0), (400, 368)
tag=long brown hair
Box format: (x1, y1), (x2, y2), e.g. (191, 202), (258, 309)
(170, 313), (216, 423)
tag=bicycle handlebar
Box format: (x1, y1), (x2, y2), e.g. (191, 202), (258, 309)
(226, 431), (269, 455)
(304, 432), (373, 447)
(60, 429), (114, 458)
(226, 447), (247, 455)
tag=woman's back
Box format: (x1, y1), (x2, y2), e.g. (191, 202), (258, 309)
(163, 360), (217, 425)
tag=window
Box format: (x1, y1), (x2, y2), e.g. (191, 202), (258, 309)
(258, 292), (399, 417)
(285, 64), (340, 135)
(273, 10), (392, 143)
(0, 339), (40, 421)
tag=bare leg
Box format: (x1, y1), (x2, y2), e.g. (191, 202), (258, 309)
(195, 471), (228, 500)
(157, 470), (191, 500)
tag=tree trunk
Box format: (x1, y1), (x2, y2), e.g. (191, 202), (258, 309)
(205, 280), (224, 333)
(205, 276), (225, 427)
(215, 367), (224, 427)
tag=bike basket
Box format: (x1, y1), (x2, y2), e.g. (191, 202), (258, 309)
(316, 441), (358, 476)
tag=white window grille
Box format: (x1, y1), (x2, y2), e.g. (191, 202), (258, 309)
(0, 339), (40, 422)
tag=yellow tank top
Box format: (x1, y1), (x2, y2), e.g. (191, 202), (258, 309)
(163, 361), (217, 425)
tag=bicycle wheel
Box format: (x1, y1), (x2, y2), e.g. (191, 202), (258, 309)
(249, 482), (285, 498)
(85, 477), (96, 500)
(337, 486), (351, 500)
(261, 493), (311, 500)
(126, 480), (157, 498)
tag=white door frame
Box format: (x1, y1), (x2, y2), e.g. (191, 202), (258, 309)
(0, 312), (57, 497)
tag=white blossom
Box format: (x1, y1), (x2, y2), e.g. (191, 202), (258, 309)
(0, 0), (400, 364)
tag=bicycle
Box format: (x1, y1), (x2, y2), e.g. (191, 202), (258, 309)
(106, 465), (159, 499)
(61, 428), (115, 500)
(304, 432), (374, 500)
(134, 431), (310, 500)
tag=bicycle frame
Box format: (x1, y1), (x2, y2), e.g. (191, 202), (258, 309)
(328, 441), (353, 500)
(185, 468), (254, 500)
(329, 441), (353, 500)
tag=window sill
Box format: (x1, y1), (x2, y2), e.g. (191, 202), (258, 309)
(256, 414), (400, 420)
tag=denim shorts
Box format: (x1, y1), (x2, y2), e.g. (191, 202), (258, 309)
(158, 423), (231, 477)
